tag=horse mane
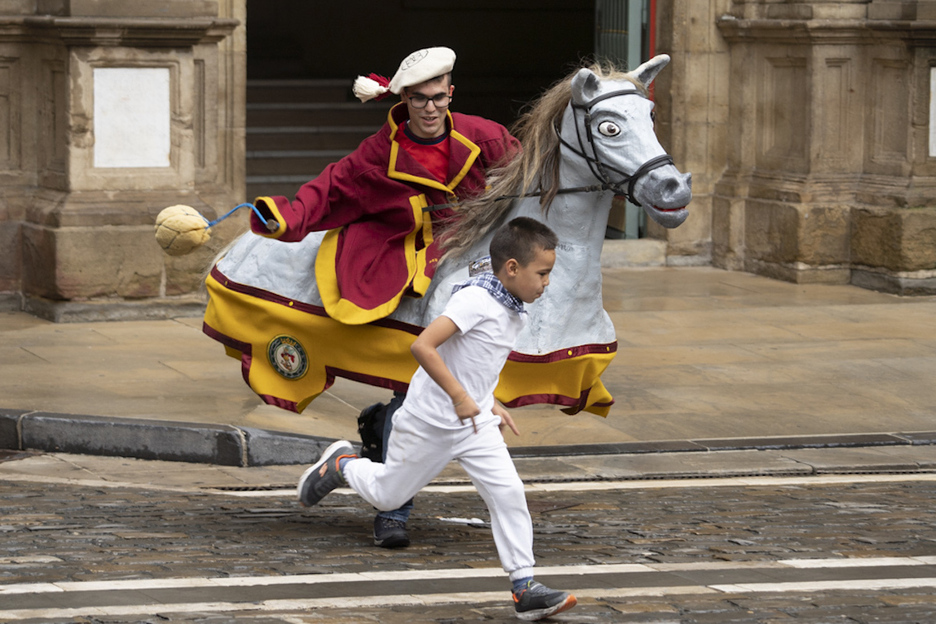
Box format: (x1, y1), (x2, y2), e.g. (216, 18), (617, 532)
(440, 60), (643, 260)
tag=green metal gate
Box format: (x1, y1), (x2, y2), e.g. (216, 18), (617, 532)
(595, 0), (652, 239)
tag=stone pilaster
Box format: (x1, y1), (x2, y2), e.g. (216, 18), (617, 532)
(654, 0), (733, 266)
(714, 0), (936, 293)
(1, 0), (246, 320)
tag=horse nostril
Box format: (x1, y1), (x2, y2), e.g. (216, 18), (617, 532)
(664, 172), (692, 199)
(660, 178), (682, 201)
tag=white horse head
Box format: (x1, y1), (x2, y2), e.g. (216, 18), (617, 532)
(565, 55), (691, 229)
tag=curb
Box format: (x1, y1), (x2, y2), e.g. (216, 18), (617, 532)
(511, 431), (936, 458)
(0, 409), (334, 467)
(3, 408), (936, 468)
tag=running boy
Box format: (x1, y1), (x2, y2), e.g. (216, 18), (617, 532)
(296, 216), (576, 621)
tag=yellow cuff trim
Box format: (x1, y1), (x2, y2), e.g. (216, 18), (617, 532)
(253, 196), (287, 239)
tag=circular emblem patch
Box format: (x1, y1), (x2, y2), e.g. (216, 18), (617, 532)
(267, 335), (308, 380)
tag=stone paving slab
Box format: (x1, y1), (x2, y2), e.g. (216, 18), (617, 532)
(3, 266), (936, 479)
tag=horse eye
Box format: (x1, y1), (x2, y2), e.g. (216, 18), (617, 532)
(597, 121), (621, 137)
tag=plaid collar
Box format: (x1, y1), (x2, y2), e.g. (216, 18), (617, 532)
(451, 272), (526, 316)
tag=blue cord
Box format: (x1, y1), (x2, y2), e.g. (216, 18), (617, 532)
(204, 203), (271, 229)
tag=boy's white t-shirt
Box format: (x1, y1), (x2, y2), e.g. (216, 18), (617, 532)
(403, 285), (527, 430)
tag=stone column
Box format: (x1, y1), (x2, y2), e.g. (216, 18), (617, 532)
(1, 0), (245, 320)
(714, 0), (936, 293)
(654, 0), (733, 265)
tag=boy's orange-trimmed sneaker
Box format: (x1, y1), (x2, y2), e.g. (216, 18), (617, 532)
(512, 580), (576, 621)
(297, 440), (356, 507)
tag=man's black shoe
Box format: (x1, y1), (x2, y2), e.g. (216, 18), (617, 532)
(374, 516), (410, 548)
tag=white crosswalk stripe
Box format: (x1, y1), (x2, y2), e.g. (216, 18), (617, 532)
(3, 557), (936, 621)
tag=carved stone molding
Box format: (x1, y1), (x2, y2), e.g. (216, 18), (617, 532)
(0, 16), (238, 47)
(718, 17), (936, 46)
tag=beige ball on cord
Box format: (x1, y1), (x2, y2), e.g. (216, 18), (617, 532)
(155, 205), (211, 256)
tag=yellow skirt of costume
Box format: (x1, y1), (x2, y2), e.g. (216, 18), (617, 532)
(204, 266), (616, 417)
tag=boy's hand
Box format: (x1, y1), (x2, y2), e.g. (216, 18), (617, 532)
(453, 393), (480, 433)
(493, 402), (520, 437)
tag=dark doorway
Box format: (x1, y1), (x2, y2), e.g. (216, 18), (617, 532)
(246, 1), (595, 127)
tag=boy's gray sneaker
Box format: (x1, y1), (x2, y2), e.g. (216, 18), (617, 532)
(512, 581), (576, 621)
(297, 440), (356, 507)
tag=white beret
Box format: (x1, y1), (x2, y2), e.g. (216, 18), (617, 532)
(353, 47), (456, 103)
(388, 47), (456, 93)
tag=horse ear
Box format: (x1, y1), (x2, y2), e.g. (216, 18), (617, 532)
(570, 68), (602, 106)
(630, 54), (671, 88)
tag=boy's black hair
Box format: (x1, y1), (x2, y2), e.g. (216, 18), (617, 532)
(490, 217), (558, 272)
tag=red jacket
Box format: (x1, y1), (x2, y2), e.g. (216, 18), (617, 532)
(251, 103), (519, 325)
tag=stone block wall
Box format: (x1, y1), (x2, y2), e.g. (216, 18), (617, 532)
(708, 0), (936, 294)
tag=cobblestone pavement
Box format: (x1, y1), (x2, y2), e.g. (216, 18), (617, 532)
(3, 460), (936, 622)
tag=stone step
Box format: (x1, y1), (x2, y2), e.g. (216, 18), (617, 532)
(246, 126), (376, 151)
(246, 175), (316, 201)
(246, 79), (352, 104)
(246, 80), (392, 200)
(246, 102), (391, 127)
(244, 80), (386, 203)
(246, 149), (351, 176)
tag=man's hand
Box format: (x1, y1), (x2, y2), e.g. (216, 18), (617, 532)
(493, 401), (520, 437)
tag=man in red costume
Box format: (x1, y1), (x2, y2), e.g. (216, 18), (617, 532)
(251, 46), (519, 326)
(249, 47), (519, 549)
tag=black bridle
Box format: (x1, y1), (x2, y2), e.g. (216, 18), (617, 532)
(555, 88), (674, 208)
(424, 87), (674, 212)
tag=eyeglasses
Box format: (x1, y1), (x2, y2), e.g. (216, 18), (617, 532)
(407, 93), (452, 109)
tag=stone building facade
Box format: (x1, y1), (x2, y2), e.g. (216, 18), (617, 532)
(657, 0), (936, 294)
(0, 0), (246, 320)
(0, 0), (934, 322)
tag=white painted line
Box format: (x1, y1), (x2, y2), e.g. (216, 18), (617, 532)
(0, 563), (651, 596)
(3, 556), (934, 596)
(9, 575), (936, 622)
(526, 473), (936, 492)
(225, 473), (936, 498)
(0, 556), (63, 565)
(4, 469), (936, 498)
(3, 558), (936, 621)
(0, 473), (230, 495)
(0, 587), (716, 621)
(711, 577), (936, 594)
(779, 557), (926, 569)
(930, 67), (936, 158)
(0, 593), (495, 621)
(0, 583), (63, 595)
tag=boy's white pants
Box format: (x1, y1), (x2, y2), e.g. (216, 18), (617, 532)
(343, 408), (535, 581)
